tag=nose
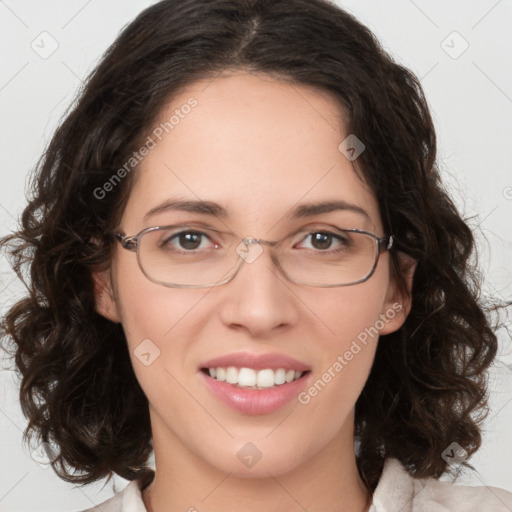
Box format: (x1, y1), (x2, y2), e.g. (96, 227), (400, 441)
(217, 241), (299, 338)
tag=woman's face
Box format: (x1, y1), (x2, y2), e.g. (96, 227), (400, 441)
(95, 71), (408, 478)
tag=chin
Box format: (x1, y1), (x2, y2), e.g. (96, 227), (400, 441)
(201, 439), (311, 479)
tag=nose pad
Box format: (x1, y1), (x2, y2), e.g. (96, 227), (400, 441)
(235, 237), (264, 264)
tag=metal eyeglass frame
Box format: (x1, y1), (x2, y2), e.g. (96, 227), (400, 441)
(112, 226), (394, 289)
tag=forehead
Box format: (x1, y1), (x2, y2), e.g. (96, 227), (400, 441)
(122, 71), (382, 234)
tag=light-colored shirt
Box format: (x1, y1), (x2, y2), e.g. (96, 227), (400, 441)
(79, 457), (512, 511)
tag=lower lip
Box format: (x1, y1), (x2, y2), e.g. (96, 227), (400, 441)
(200, 371), (311, 415)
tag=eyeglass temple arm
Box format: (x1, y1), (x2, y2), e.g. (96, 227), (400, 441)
(114, 232), (138, 251)
(380, 235), (394, 252)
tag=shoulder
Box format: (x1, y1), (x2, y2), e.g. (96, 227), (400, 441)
(76, 470), (154, 512)
(371, 457), (512, 512)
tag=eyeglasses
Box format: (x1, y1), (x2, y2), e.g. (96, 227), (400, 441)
(112, 224), (393, 289)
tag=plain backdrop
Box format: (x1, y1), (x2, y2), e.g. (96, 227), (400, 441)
(1, 1), (511, 511)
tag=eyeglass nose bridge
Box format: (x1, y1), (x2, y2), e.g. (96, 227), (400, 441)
(225, 235), (289, 287)
(235, 236), (280, 265)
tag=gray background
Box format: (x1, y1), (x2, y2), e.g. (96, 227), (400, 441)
(1, 1), (511, 511)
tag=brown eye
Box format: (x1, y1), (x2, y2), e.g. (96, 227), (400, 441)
(310, 232), (333, 250)
(160, 230), (211, 251)
(296, 231), (348, 252)
(177, 232), (202, 250)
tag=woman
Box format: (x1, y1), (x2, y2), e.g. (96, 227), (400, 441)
(1, 1), (511, 511)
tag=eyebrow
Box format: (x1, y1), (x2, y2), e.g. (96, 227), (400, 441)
(143, 198), (370, 221)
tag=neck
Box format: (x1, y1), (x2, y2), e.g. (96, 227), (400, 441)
(142, 410), (371, 512)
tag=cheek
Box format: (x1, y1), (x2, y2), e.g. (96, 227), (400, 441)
(112, 258), (206, 378)
(311, 276), (390, 349)
(298, 274), (391, 401)
(115, 280), (211, 424)
(113, 252), (191, 335)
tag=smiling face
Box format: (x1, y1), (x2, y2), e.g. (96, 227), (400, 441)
(94, 71), (409, 480)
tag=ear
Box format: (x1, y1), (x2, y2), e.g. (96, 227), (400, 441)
(92, 268), (121, 323)
(378, 252), (417, 335)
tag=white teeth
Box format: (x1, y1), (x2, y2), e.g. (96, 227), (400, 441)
(274, 368), (286, 385)
(285, 370), (295, 383)
(207, 366), (304, 389)
(239, 367), (257, 387)
(256, 369), (275, 388)
(226, 366), (238, 384)
(216, 367), (226, 382)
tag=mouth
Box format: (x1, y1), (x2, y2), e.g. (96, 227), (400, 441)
(198, 352), (312, 414)
(198, 352), (312, 415)
(200, 366), (309, 390)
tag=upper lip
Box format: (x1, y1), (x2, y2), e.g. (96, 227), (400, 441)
(201, 352), (311, 372)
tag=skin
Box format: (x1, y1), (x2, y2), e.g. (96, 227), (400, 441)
(94, 71), (413, 512)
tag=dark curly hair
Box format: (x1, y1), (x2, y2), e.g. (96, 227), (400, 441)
(0, 0), (503, 493)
